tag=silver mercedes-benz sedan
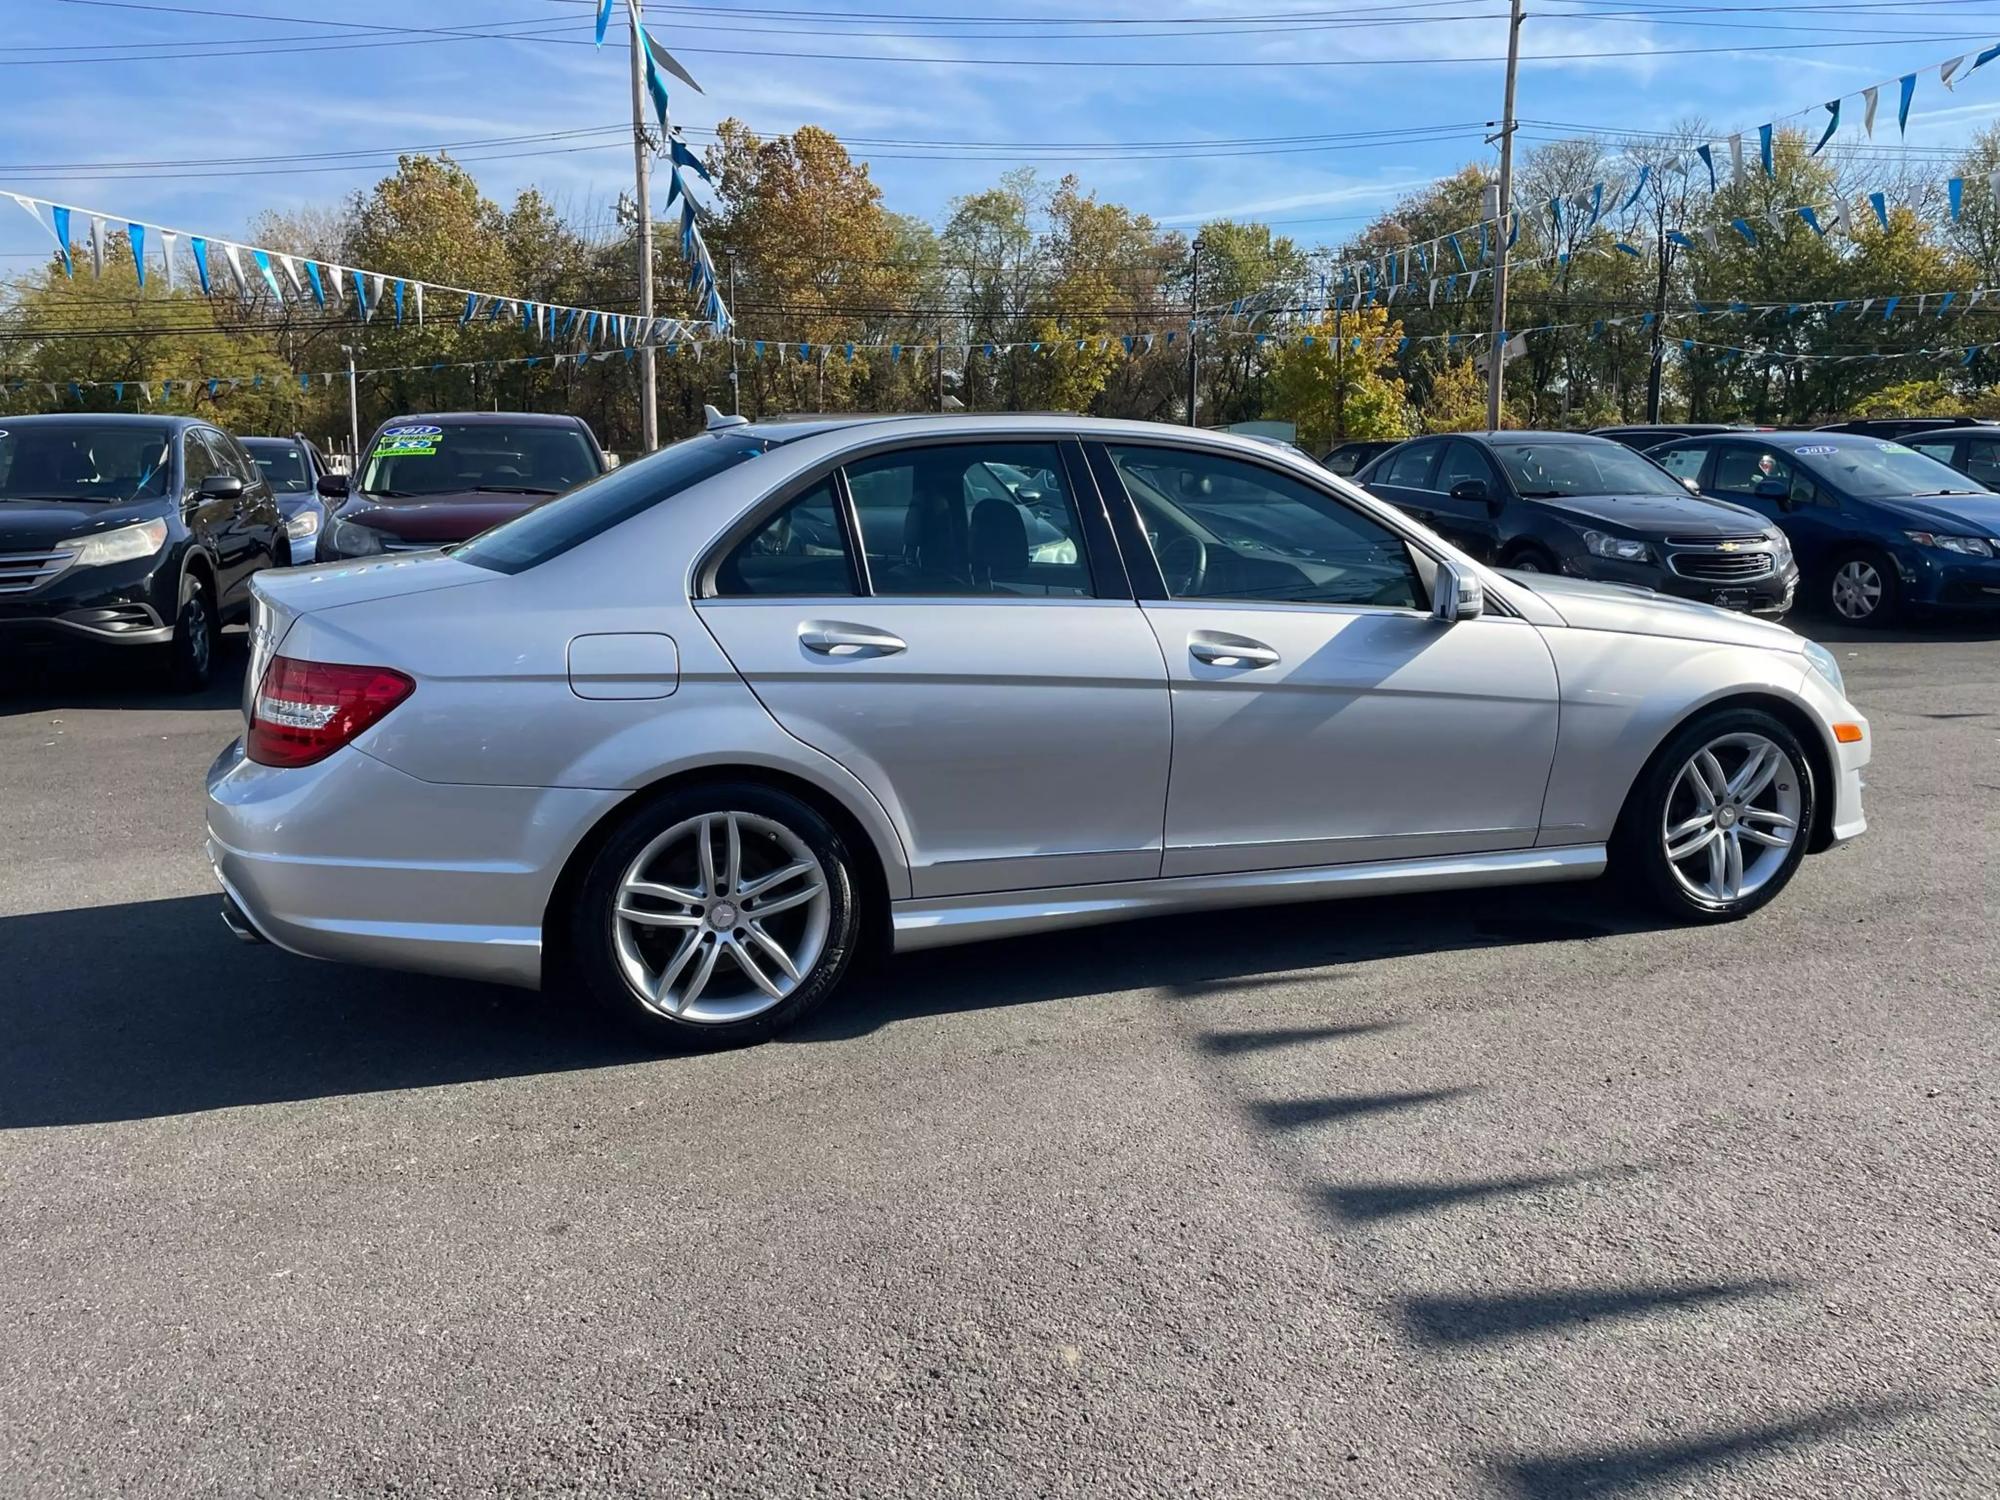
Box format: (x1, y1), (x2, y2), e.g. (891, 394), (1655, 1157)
(207, 412), (1870, 1047)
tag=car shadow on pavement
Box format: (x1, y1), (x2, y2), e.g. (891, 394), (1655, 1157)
(0, 635), (248, 717)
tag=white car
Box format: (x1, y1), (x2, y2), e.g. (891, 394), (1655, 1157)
(208, 413), (1869, 1048)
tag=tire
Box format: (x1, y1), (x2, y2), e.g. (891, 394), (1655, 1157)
(165, 570), (217, 692)
(566, 782), (860, 1049)
(1613, 706), (1817, 923)
(1824, 548), (1898, 627)
(1503, 544), (1557, 574)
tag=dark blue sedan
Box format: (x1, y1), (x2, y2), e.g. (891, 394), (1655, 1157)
(1646, 431), (2000, 626)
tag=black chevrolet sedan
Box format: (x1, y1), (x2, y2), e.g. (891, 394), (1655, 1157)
(1357, 430), (1799, 615)
(0, 414), (283, 688)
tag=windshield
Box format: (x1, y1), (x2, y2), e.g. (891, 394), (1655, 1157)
(241, 439), (312, 493)
(358, 421), (599, 498)
(0, 422), (173, 504)
(1792, 440), (1989, 498)
(455, 431), (782, 574)
(1491, 441), (1690, 499)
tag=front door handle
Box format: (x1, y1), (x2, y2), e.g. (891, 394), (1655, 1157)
(800, 621), (907, 658)
(1188, 630), (1280, 668)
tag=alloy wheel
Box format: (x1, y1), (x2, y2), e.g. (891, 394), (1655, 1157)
(1830, 558), (1883, 621)
(611, 811), (830, 1024)
(1660, 732), (1802, 905)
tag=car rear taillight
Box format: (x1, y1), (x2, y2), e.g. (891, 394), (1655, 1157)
(247, 655), (414, 768)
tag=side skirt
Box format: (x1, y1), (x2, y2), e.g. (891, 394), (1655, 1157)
(891, 845), (1607, 953)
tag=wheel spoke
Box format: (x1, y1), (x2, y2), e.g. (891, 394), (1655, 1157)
(1739, 824), (1792, 848)
(1667, 812), (1712, 843)
(730, 938), (785, 1000)
(616, 906), (703, 928)
(1722, 831), (1744, 898)
(624, 878), (702, 906)
(1706, 830), (1729, 896)
(744, 921), (801, 981)
(1695, 750), (1729, 807)
(1667, 823), (1719, 862)
(1739, 805), (1796, 829)
(1726, 744), (1770, 801)
(747, 880), (822, 918)
(652, 930), (703, 1009)
(676, 934), (722, 1014)
(738, 859), (812, 900)
(696, 817), (717, 897)
(723, 813), (742, 895)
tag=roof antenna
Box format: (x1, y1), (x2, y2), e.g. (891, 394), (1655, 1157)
(704, 403), (749, 431)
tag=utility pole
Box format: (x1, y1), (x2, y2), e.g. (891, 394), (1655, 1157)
(340, 343), (359, 464)
(1486, 0), (1525, 431)
(936, 325), (946, 411)
(627, 2), (658, 452)
(727, 255), (740, 414)
(1186, 236), (1202, 426)
(1333, 296), (1345, 442)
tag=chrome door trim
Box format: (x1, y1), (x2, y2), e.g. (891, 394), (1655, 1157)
(891, 844), (1606, 952)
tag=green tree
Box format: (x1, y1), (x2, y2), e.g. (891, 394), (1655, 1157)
(1266, 305), (1411, 450)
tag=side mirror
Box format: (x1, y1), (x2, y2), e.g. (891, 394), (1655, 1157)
(603, 452), (621, 470)
(198, 473), (244, 500)
(1432, 562), (1485, 623)
(316, 473), (350, 500)
(1448, 478), (1489, 504)
(1682, 476), (1702, 495)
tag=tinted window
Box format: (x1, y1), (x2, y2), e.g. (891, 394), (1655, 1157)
(359, 421), (599, 498)
(845, 442), (1092, 598)
(456, 432), (780, 575)
(1106, 444), (1421, 610)
(242, 439), (312, 492)
(1437, 441), (1496, 493)
(202, 430), (256, 485)
(714, 480), (855, 597)
(1789, 439), (1983, 498)
(0, 422), (174, 503)
(1381, 442), (1439, 488)
(1964, 438), (2000, 489)
(180, 429), (218, 489)
(1712, 445), (1792, 497)
(1491, 439), (1689, 498)
(1654, 444), (1708, 481)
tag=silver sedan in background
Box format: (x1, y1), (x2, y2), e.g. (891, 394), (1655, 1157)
(207, 413), (1869, 1048)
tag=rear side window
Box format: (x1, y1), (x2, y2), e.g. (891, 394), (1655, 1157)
(1654, 444), (1708, 481)
(713, 480), (856, 596)
(1382, 443), (1439, 489)
(455, 433), (779, 575)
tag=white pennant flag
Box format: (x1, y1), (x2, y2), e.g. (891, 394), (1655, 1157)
(1729, 134), (1745, 187)
(370, 274), (386, 318)
(1428, 277), (1439, 308)
(277, 254), (303, 295)
(413, 282), (425, 325)
(90, 216), (106, 276)
(221, 242), (250, 295)
(1466, 269), (1482, 299)
(1942, 55), (1966, 91)
(1700, 225), (1720, 250)
(159, 230), (177, 290)
(1860, 297), (1876, 315)
(326, 265), (345, 304)
(1862, 86), (1880, 137)
(1917, 294), (1929, 316)
(1831, 196), (1853, 236)
(1969, 288), (1987, 309)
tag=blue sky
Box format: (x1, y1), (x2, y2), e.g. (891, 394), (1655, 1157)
(5, 0), (2000, 272)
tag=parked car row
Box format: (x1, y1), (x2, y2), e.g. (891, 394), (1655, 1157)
(1343, 424), (2000, 627)
(0, 409), (606, 689)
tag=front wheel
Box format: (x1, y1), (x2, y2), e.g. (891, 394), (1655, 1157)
(1614, 708), (1816, 922)
(164, 571), (216, 692)
(567, 783), (860, 1049)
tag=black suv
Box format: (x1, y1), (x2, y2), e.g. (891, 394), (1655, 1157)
(1358, 430), (1799, 615)
(0, 414), (283, 688)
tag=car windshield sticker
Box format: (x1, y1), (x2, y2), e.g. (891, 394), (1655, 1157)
(1879, 442), (1914, 453)
(1792, 445), (1838, 456)
(373, 424), (442, 459)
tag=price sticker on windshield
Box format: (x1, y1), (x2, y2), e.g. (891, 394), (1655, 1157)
(1878, 442), (1915, 453)
(373, 424), (442, 459)
(1792, 445), (1838, 456)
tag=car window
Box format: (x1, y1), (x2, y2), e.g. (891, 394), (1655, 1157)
(180, 429), (218, 490)
(0, 423), (174, 503)
(1712, 445), (1791, 497)
(1381, 442), (1439, 489)
(1654, 444), (1708, 482)
(1963, 439), (2000, 488)
(242, 440), (313, 492)
(843, 442), (1091, 598)
(1324, 444), (1373, 476)
(1907, 438), (1957, 466)
(359, 421), (599, 498)
(204, 430), (256, 485)
(1105, 444), (1422, 610)
(713, 479), (855, 597)
(1437, 441), (1496, 494)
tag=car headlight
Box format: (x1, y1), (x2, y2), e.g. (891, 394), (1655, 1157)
(1764, 528), (1793, 562)
(322, 514), (384, 558)
(70, 518), (169, 568)
(285, 510), (321, 542)
(1803, 639), (1845, 698)
(1904, 530), (1993, 557)
(1580, 529), (1653, 563)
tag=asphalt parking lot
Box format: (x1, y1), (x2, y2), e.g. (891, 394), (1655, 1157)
(1, 623), (1995, 1498)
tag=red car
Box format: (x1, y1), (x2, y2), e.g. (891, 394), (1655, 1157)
(315, 411), (607, 561)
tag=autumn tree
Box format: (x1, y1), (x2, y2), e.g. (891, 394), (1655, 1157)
(1266, 305), (1411, 451)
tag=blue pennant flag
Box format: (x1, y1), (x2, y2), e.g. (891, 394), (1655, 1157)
(1617, 166), (1651, 213)
(1939, 291), (1957, 316)
(594, 0), (613, 45)
(68, 382), (81, 401)
(1965, 346), (1980, 365)
(1831, 301), (1849, 316)
(1122, 335), (1135, 354)
(844, 342), (854, 361)
(1730, 218), (1758, 246)
(112, 382), (124, 402)
(1695, 144), (1716, 190)
(206, 378), (218, 397)
(353, 274), (369, 319)
(1396, 335), (1409, 355)
(1667, 230), (1695, 249)
(1478, 220), (1488, 264)
(753, 340), (765, 360)
(1976, 41), (2000, 72)
(1897, 72), (1917, 135)
(190, 236), (210, 293)
(305, 261), (325, 306)
(1883, 296), (1900, 320)
(670, 139), (711, 185)
(1814, 100), (1840, 155)
(1588, 181), (1604, 225)
(1868, 191), (1889, 230)
(1641, 312), (1655, 327)
(1797, 205), (1825, 236)
(299, 373), (310, 391)
(1301, 335), (1314, 348)
(890, 344), (901, 363)
(50, 205), (74, 277)
(1758, 124), (1774, 179)
(394, 280), (406, 324)
(251, 249), (282, 301)
(1950, 178), (1965, 221)
(1614, 241), (1641, 257)
(128, 222), (146, 287)
(585, 312), (599, 342)
(801, 342), (813, 359)
(462, 293), (478, 325)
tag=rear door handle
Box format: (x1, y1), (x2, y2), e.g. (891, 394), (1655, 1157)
(800, 621), (907, 658)
(1188, 630), (1280, 668)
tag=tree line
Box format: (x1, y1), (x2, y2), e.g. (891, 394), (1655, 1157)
(7, 119), (2000, 455)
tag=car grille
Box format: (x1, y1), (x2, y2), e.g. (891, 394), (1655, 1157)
(1665, 533), (1765, 547)
(0, 548), (78, 594)
(1668, 550), (1776, 582)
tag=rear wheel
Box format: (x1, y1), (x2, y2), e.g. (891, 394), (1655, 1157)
(567, 783), (860, 1049)
(1614, 707), (1816, 922)
(1826, 548), (1897, 627)
(164, 571), (216, 692)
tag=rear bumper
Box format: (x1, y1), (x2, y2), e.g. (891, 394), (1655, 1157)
(204, 738), (623, 990)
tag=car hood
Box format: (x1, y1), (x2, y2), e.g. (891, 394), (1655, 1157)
(0, 498), (169, 549)
(1503, 569), (1804, 652)
(1530, 492), (1767, 536)
(1868, 492), (2000, 534)
(340, 492), (555, 541)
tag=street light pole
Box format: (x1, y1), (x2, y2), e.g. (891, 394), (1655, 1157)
(1487, 0), (1525, 431)
(627, 2), (659, 452)
(727, 255), (741, 415)
(340, 343), (359, 463)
